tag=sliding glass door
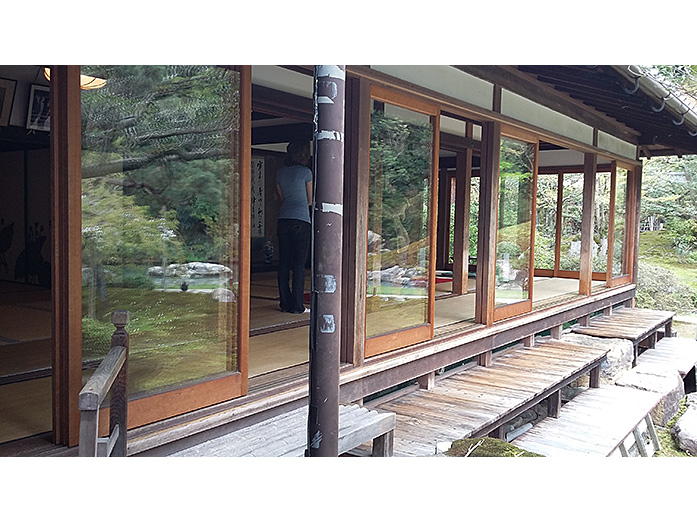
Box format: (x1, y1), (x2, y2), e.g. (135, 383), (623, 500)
(79, 65), (249, 429)
(493, 129), (538, 321)
(364, 86), (439, 357)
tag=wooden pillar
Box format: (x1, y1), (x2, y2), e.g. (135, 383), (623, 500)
(51, 65), (83, 446)
(631, 165), (642, 285)
(341, 76), (369, 366)
(307, 65), (345, 457)
(475, 121), (500, 326)
(579, 152), (596, 296)
(452, 141), (472, 295)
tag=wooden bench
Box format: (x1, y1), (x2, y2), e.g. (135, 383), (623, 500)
(170, 403), (397, 457)
(571, 307), (675, 366)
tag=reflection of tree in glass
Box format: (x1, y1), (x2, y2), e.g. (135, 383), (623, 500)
(81, 65), (239, 263)
(369, 110), (432, 257)
(498, 138), (534, 261)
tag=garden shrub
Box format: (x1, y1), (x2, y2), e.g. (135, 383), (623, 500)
(636, 262), (697, 313)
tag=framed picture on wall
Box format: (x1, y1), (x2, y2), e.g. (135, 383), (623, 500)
(0, 77), (17, 127)
(26, 84), (50, 132)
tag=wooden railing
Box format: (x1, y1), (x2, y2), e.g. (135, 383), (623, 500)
(78, 311), (130, 457)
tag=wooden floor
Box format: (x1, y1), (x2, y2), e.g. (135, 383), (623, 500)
(370, 338), (609, 457)
(513, 385), (662, 457)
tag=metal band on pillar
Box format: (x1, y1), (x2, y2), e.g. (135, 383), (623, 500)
(307, 65), (346, 457)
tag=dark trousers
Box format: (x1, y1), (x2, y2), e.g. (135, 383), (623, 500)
(277, 219), (311, 313)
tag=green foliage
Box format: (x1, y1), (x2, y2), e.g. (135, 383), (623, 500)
(82, 178), (184, 266)
(369, 108), (432, 253)
(82, 317), (114, 359)
(666, 217), (697, 255)
(635, 261), (697, 313)
(81, 65), (238, 263)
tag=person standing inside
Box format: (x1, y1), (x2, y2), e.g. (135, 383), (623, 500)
(276, 141), (313, 314)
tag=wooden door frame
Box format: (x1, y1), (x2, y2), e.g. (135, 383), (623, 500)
(363, 84), (440, 358)
(606, 161), (634, 287)
(56, 65), (251, 445)
(492, 125), (539, 323)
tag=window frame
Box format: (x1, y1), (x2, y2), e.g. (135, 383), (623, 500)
(363, 85), (440, 358)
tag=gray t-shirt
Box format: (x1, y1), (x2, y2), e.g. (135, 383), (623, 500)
(277, 165), (312, 223)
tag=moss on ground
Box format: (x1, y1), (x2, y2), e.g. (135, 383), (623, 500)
(446, 437), (544, 457)
(654, 398), (692, 457)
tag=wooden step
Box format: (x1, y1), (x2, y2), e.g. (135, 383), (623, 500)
(513, 385), (662, 457)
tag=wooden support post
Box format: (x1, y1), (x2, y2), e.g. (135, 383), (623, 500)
(475, 121), (501, 326)
(307, 65), (346, 457)
(489, 424), (506, 440)
(589, 366), (601, 388)
(665, 320), (673, 338)
(603, 306), (612, 316)
(109, 311), (130, 457)
(477, 351), (492, 367)
(452, 146), (472, 295)
(372, 430), (394, 457)
(523, 334), (534, 348)
(550, 325), (562, 339)
(417, 371), (436, 390)
(547, 390), (562, 418)
(578, 315), (590, 327)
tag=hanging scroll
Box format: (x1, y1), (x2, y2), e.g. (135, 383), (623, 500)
(251, 157), (265, 238)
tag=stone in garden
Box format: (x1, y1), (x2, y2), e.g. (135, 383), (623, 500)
(615, 362), (685, 427)
(211, 288), (235, 302)
(560, 333), (633, 385)
(671, 396), (697, 455)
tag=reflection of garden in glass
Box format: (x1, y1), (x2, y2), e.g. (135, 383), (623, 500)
(613, 169), (628, 277)
(534, 174), (557, 270)
(496, 137), (535, 307)
(560, 173), (584, 271)
(366, 104), (432, 339)
(80, 66), (240, 397)
(593, 172), (612, 272)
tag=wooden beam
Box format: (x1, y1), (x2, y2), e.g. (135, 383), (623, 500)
(456, 66), (640, 144)
(579, 153), (597, 296)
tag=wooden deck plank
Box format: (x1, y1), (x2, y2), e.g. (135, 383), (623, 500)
(638, 337), (697, 377)
(372, 340), (610, 456)
(571, 308), (674, 343)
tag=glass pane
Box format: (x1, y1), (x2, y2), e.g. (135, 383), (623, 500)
(80, 66), (240, 397)
(366, 102), (433, 339)
(534, 174), (557, 270)
(593, 172), (612, 273)
(559, 172), (584, 271)
(495, 137), (535, 308)
(613, 168), (628, 277)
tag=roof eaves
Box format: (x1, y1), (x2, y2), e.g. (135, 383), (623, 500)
(609, 65), (697, 139)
